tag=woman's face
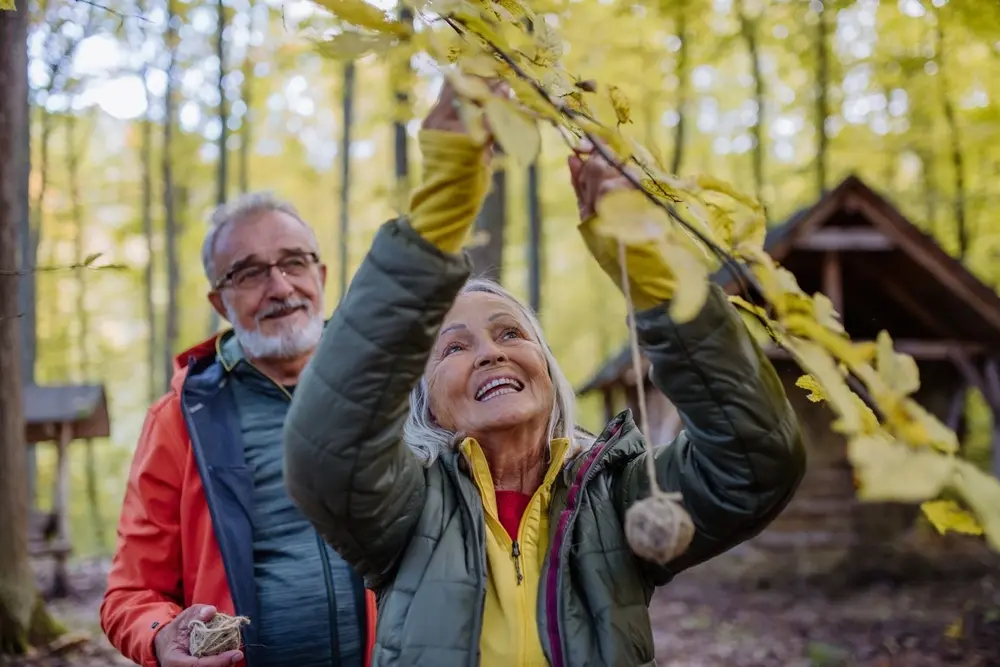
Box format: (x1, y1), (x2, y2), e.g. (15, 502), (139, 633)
(426, 291), (553, 439)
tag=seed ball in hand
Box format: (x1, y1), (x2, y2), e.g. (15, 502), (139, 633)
(624, 495), (695, 564)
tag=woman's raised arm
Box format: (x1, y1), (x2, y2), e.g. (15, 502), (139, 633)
(283, 81), (494, 588)
(569, 150), (807, 585)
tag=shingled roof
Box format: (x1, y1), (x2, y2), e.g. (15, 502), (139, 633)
(24, 383), (110, 442)
(578, 175), (1000, 394)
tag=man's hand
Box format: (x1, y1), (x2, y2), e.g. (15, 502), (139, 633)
(153, 605), (244, 666)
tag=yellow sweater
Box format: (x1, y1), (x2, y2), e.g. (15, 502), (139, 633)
(408, 128), (672, 665)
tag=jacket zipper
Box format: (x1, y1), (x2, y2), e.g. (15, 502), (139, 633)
(256, 366), (342, 667)
(511, 540), (523, 585)
(542, 427), (622, 667)
(316, 533), (343, 667)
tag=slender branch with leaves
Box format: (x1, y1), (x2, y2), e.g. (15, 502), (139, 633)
(306, 0), (1000, 550)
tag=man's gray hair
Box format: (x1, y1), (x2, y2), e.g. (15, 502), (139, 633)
(402, 277), (592, 467)
(201, 191), (318, 283)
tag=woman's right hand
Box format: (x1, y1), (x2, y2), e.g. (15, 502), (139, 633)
(421, 79), (469, 135)
(407, 78), (508, 255)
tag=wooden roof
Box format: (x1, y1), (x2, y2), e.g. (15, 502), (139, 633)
(24, 384), (110, 443)
(579, 175), (1000, 394)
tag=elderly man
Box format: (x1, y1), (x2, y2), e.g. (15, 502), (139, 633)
(101, 193), (376, 667)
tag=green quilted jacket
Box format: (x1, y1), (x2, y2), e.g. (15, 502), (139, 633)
(284, 219), (806, 667)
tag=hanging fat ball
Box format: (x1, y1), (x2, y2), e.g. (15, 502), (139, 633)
(624, 493), (694, 564)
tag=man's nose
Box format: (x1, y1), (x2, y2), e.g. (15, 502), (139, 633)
(265, 266), (296, 297)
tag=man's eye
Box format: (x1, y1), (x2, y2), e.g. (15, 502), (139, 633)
(235, 265), (266, 282)
(283, 257), (309, 269)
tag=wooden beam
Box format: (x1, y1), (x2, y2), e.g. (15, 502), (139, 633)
(851, 196), (1000, 334)
(822, 250), (844, 314)
(768, 339), (986, 361)
(794, 228), (895, 251)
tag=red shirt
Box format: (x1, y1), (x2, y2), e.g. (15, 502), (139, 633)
(495, 491), (532, 541)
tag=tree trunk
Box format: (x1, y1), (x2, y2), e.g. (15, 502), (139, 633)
(339, 61), (355, 300)
(670, 1), (687, 175)
(239, 41), (252, 194)
(392, 3), (413, 212)
(526, 162), (541, 313)
(141, 64), (157, 403)
(163, 1), (180, 391)
(525, 16), (541, 313)
(0, 2), (64, 652)
(67, 112), (105, 552)
(815, 1), (830, 196)
(935, 18), (968, 259)
(208, 0), (228, 335)
(467, 166), (506, 282)
(736, 0), (765, 212)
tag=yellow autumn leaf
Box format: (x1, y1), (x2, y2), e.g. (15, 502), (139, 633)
(952, 460), (1000, 551)
(313, 0), (409, 34)
(812, 293), (845, 334)
(795, 374), (826, 402)
(920, 499), (985, 537)
(0, 0), (15, 10)
(484, 97), (540, 166)
(591, 189), (670, 244)
(784, 337), (864, 434)
(445, 70), (494, 102)
(531, 20), (563, 66)
(659, 237), (710, 323)
(458, 53), (501, 77)
(608, 85), (632, 125)
(493, 0), (530, 22)
(875, 330), (920, 397)
(457, 99), (490, 145)
(848, 435), (954, 502)
(312, 32), (398, 60)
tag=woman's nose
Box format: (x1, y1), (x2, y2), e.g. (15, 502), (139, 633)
(475, 347), (508, 368)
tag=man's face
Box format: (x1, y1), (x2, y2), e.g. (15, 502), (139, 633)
(207, 210), (327, 361)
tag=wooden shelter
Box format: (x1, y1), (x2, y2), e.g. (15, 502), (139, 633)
(24, 383), (110, 596)
(579, 176), (1000, 572)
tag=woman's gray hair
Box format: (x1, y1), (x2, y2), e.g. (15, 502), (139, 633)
(403, 278), (589, 466)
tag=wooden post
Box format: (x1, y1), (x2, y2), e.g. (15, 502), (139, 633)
(985, 358), (1000, 479)
(50, 420), (72, 597)
(945, 382), (967, 437)
(602, 387), (615, 424)
(822, 250), (843, 315)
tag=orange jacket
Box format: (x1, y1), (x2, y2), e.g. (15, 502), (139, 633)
(100, 336), (377, 667)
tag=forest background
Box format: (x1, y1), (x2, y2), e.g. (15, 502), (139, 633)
(15, 0), (1000, 561)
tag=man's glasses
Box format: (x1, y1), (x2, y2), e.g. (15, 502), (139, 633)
(214, 252), (319, 291)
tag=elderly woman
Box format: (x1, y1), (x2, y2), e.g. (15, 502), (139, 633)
(284, 82), (806, 667)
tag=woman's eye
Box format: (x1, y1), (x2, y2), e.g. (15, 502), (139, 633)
(443, 343), (463, 355)
(501, 328), (521, 340)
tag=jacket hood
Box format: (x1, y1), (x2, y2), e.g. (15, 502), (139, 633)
(169, 332), (231, 392)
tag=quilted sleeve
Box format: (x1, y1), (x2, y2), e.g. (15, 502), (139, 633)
(615, 284), (807, 584)
(284, 219), (471, 589)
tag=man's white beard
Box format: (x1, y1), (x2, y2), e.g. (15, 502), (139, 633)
(223, 294), (325, 361)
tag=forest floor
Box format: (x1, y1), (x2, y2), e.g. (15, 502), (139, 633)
(5, 557), (999, 667)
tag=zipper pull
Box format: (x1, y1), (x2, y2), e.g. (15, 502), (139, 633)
(511, 540), (523, 585)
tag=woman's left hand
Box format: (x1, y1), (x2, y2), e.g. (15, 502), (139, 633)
(567, 141), (637, 221)
(568, 144), (677, 310)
